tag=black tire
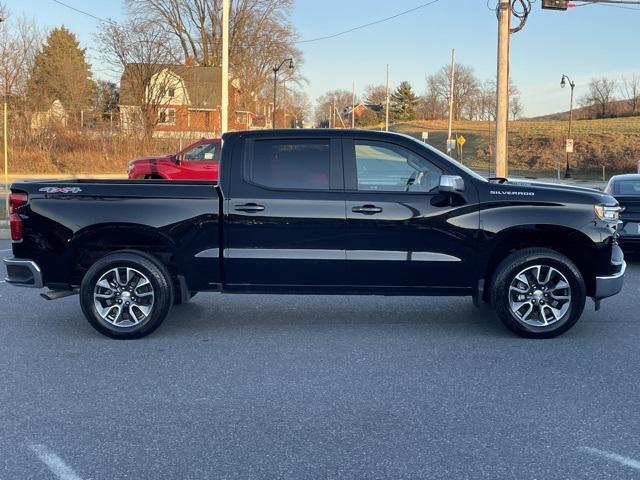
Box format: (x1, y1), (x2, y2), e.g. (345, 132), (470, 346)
(80, 251), (174, 339)
(490, 248), (586, 339)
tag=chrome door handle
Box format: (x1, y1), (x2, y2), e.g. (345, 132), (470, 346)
(352, 205), (383, 214)
(234, 203), (265, 212)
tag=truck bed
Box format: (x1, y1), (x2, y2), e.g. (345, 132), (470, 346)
(10, 179), (222, 292)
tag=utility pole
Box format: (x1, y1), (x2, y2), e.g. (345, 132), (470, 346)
(385, 64), (390, 132)
(220, 0), (230, 135)
(495, 1), (511, 178)
(447, 48), (456, 155)
(351, 82), (355, 128)
(1, 16), (8, 213)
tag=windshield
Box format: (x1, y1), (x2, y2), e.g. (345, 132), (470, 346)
(402, 134), (487, 182)
(610, 179), (640, 196)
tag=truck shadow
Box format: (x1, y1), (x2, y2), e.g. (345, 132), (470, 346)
(160, 295), (516, 339)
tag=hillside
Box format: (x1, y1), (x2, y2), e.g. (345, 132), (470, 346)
(531, 99), (633, 121)
(392, 116), (640, 178)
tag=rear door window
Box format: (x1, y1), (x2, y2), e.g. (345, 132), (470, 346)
(247, 139), (332, 191)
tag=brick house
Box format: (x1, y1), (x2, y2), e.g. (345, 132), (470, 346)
(119, 64), (254, 138)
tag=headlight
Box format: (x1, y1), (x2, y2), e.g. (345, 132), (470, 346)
(594, 204), (622, 222)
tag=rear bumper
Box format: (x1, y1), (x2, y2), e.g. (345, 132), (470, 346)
(3, 257), (44, 288)
(595, 261), (626, 300)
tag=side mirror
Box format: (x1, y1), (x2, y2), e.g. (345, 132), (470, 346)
(439, 175), (464, 194)
(172, 154), (180, 165)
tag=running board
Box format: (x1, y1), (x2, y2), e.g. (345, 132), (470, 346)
(40, 289), (78, 301)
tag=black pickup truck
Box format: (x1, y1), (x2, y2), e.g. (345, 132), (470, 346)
(4, 129), (625, 339)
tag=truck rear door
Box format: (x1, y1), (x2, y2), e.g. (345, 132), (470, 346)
(223, 135), (347, 289)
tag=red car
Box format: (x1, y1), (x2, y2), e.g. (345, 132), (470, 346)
(128, 138), (221, 181)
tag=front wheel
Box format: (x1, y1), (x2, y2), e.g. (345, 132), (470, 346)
(80, 251), (174, 339)
(491, 248), (586, 338)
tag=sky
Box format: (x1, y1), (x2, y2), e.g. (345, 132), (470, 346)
(4, 0), (640, 117)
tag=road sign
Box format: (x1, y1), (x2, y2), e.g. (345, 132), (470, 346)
(566, 139), (574, 153)
(421, 131), (429, 141)
(457, 135), (466, 146)
(378, 122), (385, 130)
(446, 139), (456, 152)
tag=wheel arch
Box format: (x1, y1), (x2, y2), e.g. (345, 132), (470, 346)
(482, 225), (598, 299)
(67, 223), (188, 297)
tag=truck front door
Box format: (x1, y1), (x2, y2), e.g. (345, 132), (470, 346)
(342, 137), (479, 292)
(223, 136), (347, 289)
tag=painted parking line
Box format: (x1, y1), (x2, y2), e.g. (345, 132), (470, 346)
(0, 249), (11, 252)
(29, 444), (84, 480)
(579, 447), (640, 471)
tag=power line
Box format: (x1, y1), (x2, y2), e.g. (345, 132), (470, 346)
(294, 0), (442, 44)
(51, 0), (117, 24)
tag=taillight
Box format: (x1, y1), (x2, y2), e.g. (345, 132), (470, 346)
(10, 191), (27, 214)
(9, 191), (28, 242)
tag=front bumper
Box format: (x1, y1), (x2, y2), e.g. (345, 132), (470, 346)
(3, 257), (44, 288)
(595, 261), (626, 300)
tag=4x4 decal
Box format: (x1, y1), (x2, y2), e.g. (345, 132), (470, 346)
(38, 187), (83, 194)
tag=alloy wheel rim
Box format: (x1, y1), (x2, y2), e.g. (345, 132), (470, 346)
(93, 267), (155, 327)
(508, 264), (571, 327)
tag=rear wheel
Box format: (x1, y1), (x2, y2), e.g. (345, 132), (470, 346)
(491, 248), (586, 338)
(80, 251), (173, 339)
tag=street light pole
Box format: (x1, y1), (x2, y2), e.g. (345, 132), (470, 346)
(272, 58), (293, 129)
(561, 74), (575, 179)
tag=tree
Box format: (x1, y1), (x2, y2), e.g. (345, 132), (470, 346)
(580, 77), (617, 118)
(477, 79), (496, 121)
(26, 26), (94, 113)
(315, 89), (352, 127)
(510, 96), (523, 120)
(125, 0), (303, 111)
(621, 73), (639, 115)
(285, 89), (311, 127)
(390, 81), (419, 121)
(93, 80), (119, 115)
(96, 19), (178, 136)
(425, 64), (479, 120)
(0, 4), (41, 97)
(362, 84), (387, 120)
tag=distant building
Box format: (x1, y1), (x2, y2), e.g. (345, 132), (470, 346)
(30, 99), (68, 131)
(119, 64), (254, 138)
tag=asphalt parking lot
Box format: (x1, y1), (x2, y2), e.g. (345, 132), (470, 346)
(2, 238), (640, 479)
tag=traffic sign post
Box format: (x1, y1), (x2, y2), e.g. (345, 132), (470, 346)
(456, 135), (466, 163)
(421, 131), (429, 141)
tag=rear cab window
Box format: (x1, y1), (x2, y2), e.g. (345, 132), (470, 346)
(244, 138), (338, 191)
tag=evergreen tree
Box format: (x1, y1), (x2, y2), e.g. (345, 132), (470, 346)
(390, 81), (419, 121)
(26, 26), (95, 113)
